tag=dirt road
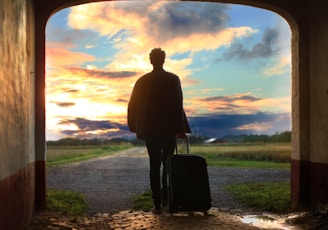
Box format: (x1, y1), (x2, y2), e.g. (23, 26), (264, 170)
(48, 147), (290, 215)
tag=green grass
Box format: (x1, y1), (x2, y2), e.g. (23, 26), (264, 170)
(225, 182), (291, 213)
(132, 183), (292, 213)
(208, 159), (290, 168)
(47, 144), (133, 167)
(47, 143), (291, 169)
(177, 143), (291, 168)
(47, 189), (88, 216)
(132, 190), (153, 212)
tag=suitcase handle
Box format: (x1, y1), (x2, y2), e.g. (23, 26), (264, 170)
(175, 135), (190, 154)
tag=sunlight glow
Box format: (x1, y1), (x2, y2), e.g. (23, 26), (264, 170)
(46, 1), (291, 140)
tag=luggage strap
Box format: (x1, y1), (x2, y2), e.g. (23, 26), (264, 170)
(175, 135), (190, 154)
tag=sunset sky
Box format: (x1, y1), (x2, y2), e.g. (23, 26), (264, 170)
(46, 1), (291, 141)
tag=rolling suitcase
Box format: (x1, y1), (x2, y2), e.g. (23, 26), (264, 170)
(167, 136), (212, 214)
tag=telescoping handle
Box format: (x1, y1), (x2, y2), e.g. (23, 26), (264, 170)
(175, 135), (190, 154)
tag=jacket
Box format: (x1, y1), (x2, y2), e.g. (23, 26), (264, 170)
(128, 69), (191, 140)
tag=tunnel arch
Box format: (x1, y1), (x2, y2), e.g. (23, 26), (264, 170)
(34, 0), (303, 209)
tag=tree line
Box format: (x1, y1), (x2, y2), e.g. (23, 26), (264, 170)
(218, 131), (291, 143)
(47, 131), (291, 146)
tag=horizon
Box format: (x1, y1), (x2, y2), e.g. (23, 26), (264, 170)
(46, 1), (291, 140)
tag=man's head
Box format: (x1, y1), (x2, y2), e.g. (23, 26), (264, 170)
(149, 48), (165, 68)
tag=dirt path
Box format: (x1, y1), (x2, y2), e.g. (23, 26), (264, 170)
(48, 147), (290, 215)
(29, 148), (325, 229)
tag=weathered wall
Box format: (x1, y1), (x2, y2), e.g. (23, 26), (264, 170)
(290, 0), (328, 208)
(308, 1), (328, 206)
(309, 2), (328, 164)
(0, 0), (35, 229)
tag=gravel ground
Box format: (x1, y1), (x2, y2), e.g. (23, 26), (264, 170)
(48, 147), (290, 215)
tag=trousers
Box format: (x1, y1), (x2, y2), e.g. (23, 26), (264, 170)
(145, 136), (176, 206)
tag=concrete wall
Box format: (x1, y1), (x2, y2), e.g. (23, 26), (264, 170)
(0, 0), (35, 229)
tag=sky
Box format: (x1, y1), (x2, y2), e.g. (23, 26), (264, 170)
(46, 1), (291, 141)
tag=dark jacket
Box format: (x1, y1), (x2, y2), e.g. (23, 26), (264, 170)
(128, 69), (191, 140)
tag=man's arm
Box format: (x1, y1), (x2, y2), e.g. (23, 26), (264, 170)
(175, 77), (188, 137)
(127, 83), (139, 132)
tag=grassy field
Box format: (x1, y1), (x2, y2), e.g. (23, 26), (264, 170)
(47, 143), (291, 168)
(177, 143), (291, 168)
(47, 142), (292, 168)
(47, 144), (133, 167)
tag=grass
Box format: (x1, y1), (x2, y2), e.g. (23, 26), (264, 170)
(132, 190), (153, 212)
(225, 182), (291, 213)
(132, 183), (292, 214)
(207, 159), (289, 168)
(47, 189), (88, 216)
(177, 143), (291, 168)
(47, 144), (133, 167)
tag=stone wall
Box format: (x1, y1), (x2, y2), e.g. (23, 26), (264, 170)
(0, 0), (35, 228)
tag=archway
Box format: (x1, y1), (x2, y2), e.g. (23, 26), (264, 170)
(34, 0), (301, 210)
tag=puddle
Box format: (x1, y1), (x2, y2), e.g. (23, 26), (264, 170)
(241, 213), (302, 229)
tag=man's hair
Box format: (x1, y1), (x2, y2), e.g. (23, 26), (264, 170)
(149, 48), (165, 66)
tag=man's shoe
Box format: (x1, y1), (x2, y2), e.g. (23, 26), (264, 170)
(152, 205), (162, 214)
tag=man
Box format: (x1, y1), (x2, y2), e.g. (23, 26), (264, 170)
(128, 48), (190, 214)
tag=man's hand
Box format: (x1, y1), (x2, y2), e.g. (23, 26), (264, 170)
(176, 133), (186, 139)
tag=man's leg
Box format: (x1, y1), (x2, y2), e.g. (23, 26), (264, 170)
(161, 136), (176, 206)
(145, 139), (162, 209)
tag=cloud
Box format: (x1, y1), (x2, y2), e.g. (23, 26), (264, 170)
(46, 65), (138, 108)
(219, 27), (279, 61)
(54, 113), (290, 140)
(64, 89), (80, 93)
(216, 22), (291, 77)
(185, 93), (290, 116)
(188, 112), (291, 137)
(46, 42), (95, 68)
(68, 1), (231, 39)
(144, 2), (230, 41)
(201, 95), (262, 103)
(46, 26), (98, 47)
(54, 102), (76, 107)
(59, 117), (129, 131)
(263, 55), (291, 76)
(68, 67), (138, 79)
(117, 98), (128, 103)
(58, 118), (132, 139)
(67, 1), (256, 77)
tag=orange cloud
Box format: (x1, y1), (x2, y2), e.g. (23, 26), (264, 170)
(184, 93), (290, 116)
(46, 43), (95, 68)
(234, 121), (273, 131)
(263, 55), (291, 76)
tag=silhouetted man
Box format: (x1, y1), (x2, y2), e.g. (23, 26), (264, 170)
(128, 48), (190, 214)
